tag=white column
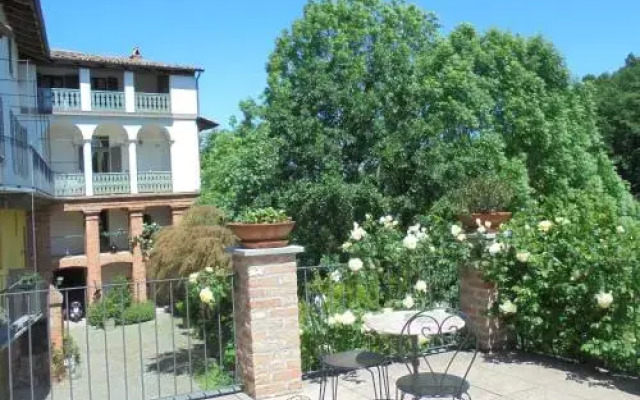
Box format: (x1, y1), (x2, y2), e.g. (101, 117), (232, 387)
(128, 139), (138, 194)
(79, 68), (92, 111)
(83, 139), (93, 196)
(124, 71), (135, 113)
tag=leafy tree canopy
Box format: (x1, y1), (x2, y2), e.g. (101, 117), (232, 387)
(590, 53), (640, 196)
(201, 0), (636, 263)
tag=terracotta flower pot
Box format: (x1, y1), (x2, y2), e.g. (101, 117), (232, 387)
(458, 212), (512, 233)
(226, 221), (295, 249)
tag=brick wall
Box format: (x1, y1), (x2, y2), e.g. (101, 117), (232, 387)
(459, 267), (513, 351)
(230, 247), (304, 400)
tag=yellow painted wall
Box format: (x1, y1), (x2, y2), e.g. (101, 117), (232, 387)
(0, 209), (27, 289)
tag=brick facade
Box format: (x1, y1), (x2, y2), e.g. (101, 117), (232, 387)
(84, 211), (101, 302)
(459, 267), (514, 351)
(230, 246), (304, 400)
(49, 285), (64, 352)
(129, 209), (147, 301)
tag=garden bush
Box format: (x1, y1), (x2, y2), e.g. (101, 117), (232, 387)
(471, 190), (640, 373)
(51, 334), (81, 380)
(116, 301), (156, 325)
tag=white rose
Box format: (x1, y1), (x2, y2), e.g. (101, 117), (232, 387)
(516, 251), (530, 263)
(365, 213), (372, 220)
(385, 215), (393, 222)
(429, 245), (436, 252)
(330, 270), (342, 282)
(477, 225), (487, 234)
(342, 241), (352, 251)
(616, 226), (625, 234)
(350, 223), (367, 241)
(340, 310), (356, 325)
(414, 280), (427, 293)
(456, 233), (467, 242)
(499, 299), (517, 315)
(484, 221), (492, 229)
(327, 315), (337, 326)
(348, 258), (364, 272)
(199, 287), (214, 305)
(538, 220), (553, 233)
(475, 218), (483, 227)
(403, 235), (418, 250)
(595, 291), (613, 309)
(488, 242), (504, 255)
(379, 216), (386, 224)
(408, 224), (420, 234)
(188, 272), (199, 284)
(450, 225), (462, 236)
(205, 267), (213, 273)
(402, 294), (415, 309)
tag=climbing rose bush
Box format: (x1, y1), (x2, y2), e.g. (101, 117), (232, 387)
(479, 191), (640, 373)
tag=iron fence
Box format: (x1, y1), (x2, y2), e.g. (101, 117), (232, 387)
(0, 276), (240, 400)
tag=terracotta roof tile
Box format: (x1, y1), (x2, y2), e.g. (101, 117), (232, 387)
(49, 49), (203, 73)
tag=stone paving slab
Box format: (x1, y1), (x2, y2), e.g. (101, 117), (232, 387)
(301, 352), (640, 400)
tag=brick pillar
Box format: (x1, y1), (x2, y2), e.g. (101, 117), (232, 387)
(84, 211), (101, 302)
(229, 246), (304, 400)
(459, 267), (513, 351)
(170, 206), (187, 225)
(129, 209), (147, 301)
(49, 285), (64, 352)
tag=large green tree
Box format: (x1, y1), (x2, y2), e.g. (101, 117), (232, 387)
(590, 54), (640, 196)
(201, 0), (635, 263)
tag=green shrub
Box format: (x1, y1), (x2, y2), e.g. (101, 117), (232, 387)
(51, 334), (81, 379)
(117, 301), (155, 325)
(234, 207), (289, 223)
(86, 301), (109, 328)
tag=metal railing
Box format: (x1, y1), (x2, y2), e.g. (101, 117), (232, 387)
(0, 277), (240, 400)
(91, 91), (125, 111)
(0, 276), (47, 350)
(100, 230), (130, 253)
(138, 171), (172, 193)
(135, 93), (171, 113)
(54, 172), (86, 197)
(93, 172), (130, 195)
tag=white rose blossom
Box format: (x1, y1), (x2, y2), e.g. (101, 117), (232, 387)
(342, 241), (352, 251)
(330, 270), (342, 282)
(477, 225), (487, 234)
(516, 251), (531, 263)
(456, 233), (467, 242)
(199, 287), (214, 305)
(350, 222), (367, 241)
(538, 220), (553, 233)
(348, 258), (364, 273)
(414, 280), (427, 293)
(499, 299), (517, 315)
(488, 242), (504, 255)
(484, 221), (492, 229)
(450, 225), (462, 236)
(595, 291), (613, 309)
(403, 235), (418, 250)
(402, 294), (415, 309)
(205, 267), (213, 273)
(188, 272), (199, 284)
(616, 226), (625, 234)
(327, 315), (337, 326)
(340, 310), (356, 325)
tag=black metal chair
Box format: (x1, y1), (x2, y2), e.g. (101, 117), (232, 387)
(308, 294), (389, 400)
(394, 308), (478, 400)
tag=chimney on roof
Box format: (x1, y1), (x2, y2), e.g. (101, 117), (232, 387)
(130, 47), (141, 59)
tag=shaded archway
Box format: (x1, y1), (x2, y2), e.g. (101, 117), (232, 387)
(136, 124), (172, 193)
(92, 123), (129, 173)
(48, 121), (83, 174)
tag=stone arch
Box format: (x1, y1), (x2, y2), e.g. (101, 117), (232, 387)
(92, 123), (129, 173)
(48, 121), (83, 173)
(136, 124), (171, 172)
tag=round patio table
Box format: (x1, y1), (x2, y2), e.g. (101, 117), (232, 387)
(363, 309), (465, 373)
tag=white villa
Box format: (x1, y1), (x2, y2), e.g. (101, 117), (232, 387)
(0, 0), (215, 300)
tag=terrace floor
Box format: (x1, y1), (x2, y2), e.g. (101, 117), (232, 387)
(296, 351), (640, 400)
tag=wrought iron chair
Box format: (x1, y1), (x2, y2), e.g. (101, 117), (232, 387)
(395, 308), (478, 400)
(308, 293), (390, 400)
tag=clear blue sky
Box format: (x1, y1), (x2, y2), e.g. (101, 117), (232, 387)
(42, 0), (639, 129)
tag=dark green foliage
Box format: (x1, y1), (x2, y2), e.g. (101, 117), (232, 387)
(591, 54), (640, 196)
(448, 173), (517, 214)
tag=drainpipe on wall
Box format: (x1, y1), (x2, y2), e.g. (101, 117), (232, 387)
(195, 70), (202, 115)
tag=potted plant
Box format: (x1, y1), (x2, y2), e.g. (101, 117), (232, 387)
(226, 207), (295, 249)
(452, 174), (515, 232)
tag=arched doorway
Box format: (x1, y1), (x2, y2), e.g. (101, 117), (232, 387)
(92, 123), (130, 195)
(136, 124), (172, 193)
(53, 267), (87, 319)
(48, 121), (85, 196)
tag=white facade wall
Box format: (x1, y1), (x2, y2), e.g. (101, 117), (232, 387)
(169, 75), (198, 115)
(169, 119), (201, 193)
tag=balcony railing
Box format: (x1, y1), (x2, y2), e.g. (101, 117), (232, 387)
(54, 173), (85, 197)
(135, 92), (171, 113)
(93, 172), (130, 195)
(91, 90), (125, 111)
(138, 171), (172, 193)
(51, 88), (82, 111)
(100, 229), (130, 253)
(51, 234), (85, 257)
